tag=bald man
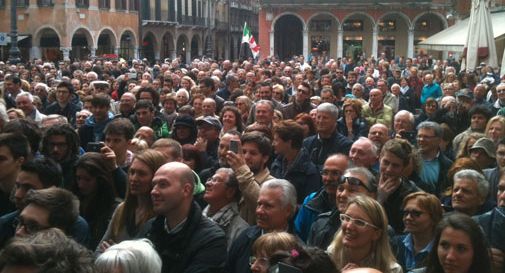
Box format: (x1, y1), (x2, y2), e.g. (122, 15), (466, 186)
(146, 162), (227, 273)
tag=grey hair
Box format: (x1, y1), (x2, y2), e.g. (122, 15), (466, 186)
(256, 100), (274, 112)
(395, 110), (415, 126)
(453, 169), (489, 199)
(352, 83), (364, 91)
(15, 91), (34, 102)
(95, 239), (162, 273)
(0, 103), (8, 124)
(317, 102), (339, 118)
(260, 179), (297, 214)
(34, 82), (49, 91)
(417, 121), (442, 138)
(345, 167), (377, 192)
(356, 136), (378, 156)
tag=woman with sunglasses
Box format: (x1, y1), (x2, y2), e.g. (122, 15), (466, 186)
(308, 167), (377, 249)
(327, 195), (401, 273)
(391, 192), (443, 272)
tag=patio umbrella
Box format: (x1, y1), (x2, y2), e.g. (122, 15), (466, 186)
(463, 0), (498, 72)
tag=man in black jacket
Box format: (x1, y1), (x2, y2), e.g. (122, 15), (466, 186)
(147, 162), (227, 273)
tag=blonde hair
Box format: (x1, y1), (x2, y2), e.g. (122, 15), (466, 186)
(327, 196), (396, 273)
(485, 115), (505, 142)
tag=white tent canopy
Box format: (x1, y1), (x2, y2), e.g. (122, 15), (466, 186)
(418, 11), (505, 52)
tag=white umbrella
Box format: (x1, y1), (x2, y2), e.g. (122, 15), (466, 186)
(463, 0), (498, 72)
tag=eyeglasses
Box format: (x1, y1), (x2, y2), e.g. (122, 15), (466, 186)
(402, 209), (424, 218)
(206, 176), (226, 185)
(249, 256), (269, 267)
(338, 176), (374, 192)
(13, 217), (49, 235)
(320, 169), (342, 177)
(339, 214), (379, 229)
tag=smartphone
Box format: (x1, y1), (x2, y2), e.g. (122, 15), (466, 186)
(229, 140), (239, 153)
(400, 131), (417, 140)
(268, 262), (302, 273)
(87, 142), (104, 152)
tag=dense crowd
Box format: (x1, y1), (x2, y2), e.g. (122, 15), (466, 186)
(0, 54), (504, 273)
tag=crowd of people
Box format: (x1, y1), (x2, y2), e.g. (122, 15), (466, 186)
(0, 54), (503, 273)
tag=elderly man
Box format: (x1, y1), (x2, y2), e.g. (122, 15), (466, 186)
(420, 73), (442, 105)
(295, 154), (348, 241)
(470, 137), (497, 170)
(362, 88), (393, 129)
(15, 92), (46, 126)
(202, 168), (249, 250)
(147, 162), (227, 273)
(308, 167), (377, 249)
(349, 137), (379, 175)
(226, 179), (297, 273)
(393, 110), (416, 144)
(303, 103), (353, 170)
(416, 121), (453, 195)
(377, 79), (398, 113)
(447, 169), (494, 216)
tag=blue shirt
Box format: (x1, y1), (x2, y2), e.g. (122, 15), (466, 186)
(402, 233), (433, 271)
(420, 83), (442, 104)
(420, 158), (439, 192)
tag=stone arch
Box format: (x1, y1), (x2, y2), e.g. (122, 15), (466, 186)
(70, 27), (94, 60)
(376, 12), (412, 59)
(342, 12), (376, 28)
(161, 31), (176, 60)
(176, 34), (189, 63)
(96, 27), (118, 56)
(119, 30), (136, 60)
(33, 26), (62, 61)
(142, 31), (158, 62)
(412, 11), (448, 29)
(119, 28), (138, 46)
(271, 12), (306, 32)
(377, 11), (412, 29)
(307, 11), (340, 27)
(191, 34), (200, 59)
(273, 14), (304, 60)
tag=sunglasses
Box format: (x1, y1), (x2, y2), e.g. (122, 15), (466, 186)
(338, 176), (374, 192)
(401, 209), (424, 218)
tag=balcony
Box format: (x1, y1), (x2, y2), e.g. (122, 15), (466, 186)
(215, 19), (228, 30)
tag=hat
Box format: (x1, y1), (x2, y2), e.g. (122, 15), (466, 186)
(455, 88), (473, 99)
(196, 116), (222, 130)
(173, 115), (195, 128)
(91, 80), (110, 88)
(470, 137), (496, 159)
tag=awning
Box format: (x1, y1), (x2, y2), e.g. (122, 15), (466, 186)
(418, 11), (505, 52)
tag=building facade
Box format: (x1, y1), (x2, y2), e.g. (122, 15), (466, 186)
(259, 0), (505, 61)
(0, 0), (139, 62)
(140, 0), (258, 63)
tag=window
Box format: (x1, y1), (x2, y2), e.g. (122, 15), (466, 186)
(99, 0), (110, 9)
(378, 19), (396, 32)
(76, 0), (89, 8)
(38, 0), (53, 6)
(309, 20), (331, 32)
(343, 20), (364, 31)
(129, 0), (139, 11)
(116, 0), (127, 10)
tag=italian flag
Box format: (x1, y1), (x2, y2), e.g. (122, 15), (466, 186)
(242, 22), (260, 58)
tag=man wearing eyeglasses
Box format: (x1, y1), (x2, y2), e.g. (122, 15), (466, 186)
(45, 81), (81, 127)
(294, 154), (348, 242)
(307, 167), (377, 249)
(281, 82), (316, 120)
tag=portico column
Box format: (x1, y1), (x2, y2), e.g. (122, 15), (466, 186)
(303, 28), (308, 59)
(134, 47), (140, 59)
(60, 47), (71, 61)
(337, 27), (343, 59)
(90, 47), (97, 59)
(371, 25), (378, 59)
(269, 30), (274, 57)
(407, 27), (414, 58)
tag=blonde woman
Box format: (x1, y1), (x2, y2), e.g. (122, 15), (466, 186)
(485, 115), (505, 145)
(327, 195), (402, 273)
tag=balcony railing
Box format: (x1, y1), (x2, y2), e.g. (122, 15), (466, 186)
(262, 0), (431, 5)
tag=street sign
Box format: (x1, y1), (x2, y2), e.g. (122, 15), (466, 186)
(0, 33), (7, 46)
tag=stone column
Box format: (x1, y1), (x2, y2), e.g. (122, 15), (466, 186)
(371, 25), (378, 59)
(134, 47), (140, 59)
(115, 47), (120, 56)
(407, 28), (414, 59)
(269, 30), (274, 57)
(60, 47), (71, 61)
(337, 27), (343, 59)
(303, 28), (308, 60)
(90, 47), (97, 58)
(30, 46), (42, 60)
